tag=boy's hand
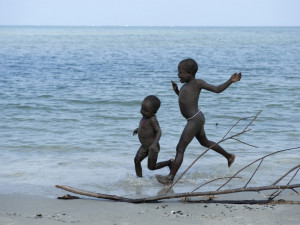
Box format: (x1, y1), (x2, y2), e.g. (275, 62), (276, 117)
(171, 80), (178, 91)
(133, 128), (138, 135)
(171, 80), (179, 95)
(149, 144), (159, 153)
(231, 72), (242, 82)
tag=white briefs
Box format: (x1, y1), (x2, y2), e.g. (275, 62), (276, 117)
(186, 109), (201, 121)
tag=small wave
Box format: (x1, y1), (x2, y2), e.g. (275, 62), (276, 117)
(38, 94), (53, 98)
(63, 98), (141, 107)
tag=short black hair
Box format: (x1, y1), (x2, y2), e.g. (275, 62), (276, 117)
(143, 95), (161, 113)
(178, 58), (198, 75)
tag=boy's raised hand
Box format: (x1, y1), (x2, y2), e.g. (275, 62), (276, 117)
(231, 72), (242, 82)
(171, 80), (178, 90)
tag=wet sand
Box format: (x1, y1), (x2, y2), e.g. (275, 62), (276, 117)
(1, 190), (299, 225)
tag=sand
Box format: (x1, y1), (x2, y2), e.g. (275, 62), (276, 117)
(1, 191), (299, 225)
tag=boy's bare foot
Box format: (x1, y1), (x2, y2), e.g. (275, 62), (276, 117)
(228, 154), (236, 167)
(155, 175), (173, 185)
(168, 159), (174, 170)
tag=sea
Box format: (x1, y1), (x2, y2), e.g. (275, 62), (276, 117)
(0, 26), (299, 198)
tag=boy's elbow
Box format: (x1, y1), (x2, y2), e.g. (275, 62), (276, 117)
(158, 130), (162, 137)
(214, 88), (222, 93)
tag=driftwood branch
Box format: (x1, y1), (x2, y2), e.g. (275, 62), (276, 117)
(269, 166), (300, 200)
(217, 147), (300, 191)
(55, 184), (300, 203)
(191, 176), (242, 193)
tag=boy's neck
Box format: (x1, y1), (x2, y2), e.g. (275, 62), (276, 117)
(143, 115), (155, 119)
(187, 76), (195, 83)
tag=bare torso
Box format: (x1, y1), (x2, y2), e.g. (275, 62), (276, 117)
(179, 79), (201, 119)
(138, 117), (156, 147)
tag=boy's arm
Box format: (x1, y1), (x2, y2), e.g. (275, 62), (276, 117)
(149, 116), (161, 150)
(171, 80), (179, 96)
(197, 72), (241, 93)
(133, 128), (139, 135)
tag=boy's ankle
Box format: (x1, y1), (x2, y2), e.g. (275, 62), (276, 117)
(167, 174), (174, 181)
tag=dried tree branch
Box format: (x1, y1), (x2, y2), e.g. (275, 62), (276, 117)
(192, 176), (242, 193)
(269, 166), (300, 200)
(244, 159), (264, 188)
(242, 110), (262, 132)
(272, 164), (300, 186)
(231, 137), (259, 148)
(217, 147), (300, 191)
(55, 184), (300, 203)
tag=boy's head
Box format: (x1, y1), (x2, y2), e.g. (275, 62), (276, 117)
(178, 58), (198, 76)
(141, 95), (161, 118)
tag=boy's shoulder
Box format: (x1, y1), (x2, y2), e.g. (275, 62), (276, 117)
(142, 115), (158, 122)
(149, 115), (159, 123)
(150, 115), (158, 120)
(195, 78), (208, 87)
(195, 78), (205, 83)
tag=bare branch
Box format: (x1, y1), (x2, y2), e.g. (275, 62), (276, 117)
(244, 159), (264, 188)
(55, 184), (300, 203)
(269, 167), (300, 200)
(222, 110), (261, 140)
(272, 164), (300, 185)
(192, 176), (242, 193)
(231, 137), (259, 148)
(243, 109), (263, 132)
(217, 147), (300, 191)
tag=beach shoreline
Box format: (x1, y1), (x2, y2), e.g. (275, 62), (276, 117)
(1, 190), (299, 225)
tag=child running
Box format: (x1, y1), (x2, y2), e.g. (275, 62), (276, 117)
(133, 95), (173, 177)
(156, 58), (242, 185)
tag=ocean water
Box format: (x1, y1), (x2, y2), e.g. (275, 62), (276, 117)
(0, 26), (299, 198)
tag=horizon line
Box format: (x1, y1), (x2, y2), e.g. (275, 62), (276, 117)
(0, 25), (299, 28)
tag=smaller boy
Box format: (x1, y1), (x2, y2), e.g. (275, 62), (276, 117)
(133, 95), (173, 177)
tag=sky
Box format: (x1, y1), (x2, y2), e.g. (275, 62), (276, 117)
(0, 0), (299, 26)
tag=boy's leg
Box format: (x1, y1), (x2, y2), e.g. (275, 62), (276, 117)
(134, 146), (148, 177)
(147, 149), (173, 171)
(195, 131), (235, 167)
(156, 121), (198, 185)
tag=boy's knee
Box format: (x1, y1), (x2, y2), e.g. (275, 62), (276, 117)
(176, 142), (187, 154)
(134, 156), (140, 165)
(148, 164), (155, 170)
(199, 138), (209, 147)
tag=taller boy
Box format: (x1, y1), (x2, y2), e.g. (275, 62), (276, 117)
(156, 58), (242, 185)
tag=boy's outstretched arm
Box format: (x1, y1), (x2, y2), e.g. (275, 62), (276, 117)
(198, 72), (242, 93)
(171, 80), (179, 96)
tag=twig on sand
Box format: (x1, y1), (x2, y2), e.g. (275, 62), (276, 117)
(55, 183), (300, 203)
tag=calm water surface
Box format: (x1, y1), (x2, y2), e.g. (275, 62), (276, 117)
(0, 26), (299, 197)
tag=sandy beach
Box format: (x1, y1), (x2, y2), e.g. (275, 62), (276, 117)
(1, 189), (299, 225)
